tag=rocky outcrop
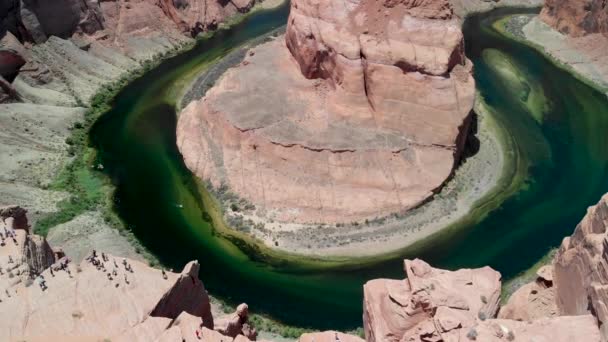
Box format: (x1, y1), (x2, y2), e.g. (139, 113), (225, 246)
(0, 206), (56, 280)
(215, 303), (258, 340)
(149, 260), (214, 329)
(552, 193), (608, 340)
(362, 258), (600, 342)
(540, 0), (608, 36)
(0, 207), (256, 342)
(499, 266), (558, 321)
(363, 259), (501, 342)
(177, 0), (475, 229)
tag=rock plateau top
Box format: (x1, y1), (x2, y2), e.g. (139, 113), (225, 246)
(177, 0), (475, 228)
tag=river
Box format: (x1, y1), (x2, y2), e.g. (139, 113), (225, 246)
(90, 4), (608, 330)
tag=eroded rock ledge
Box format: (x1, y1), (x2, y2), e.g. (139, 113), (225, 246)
(5, 193), (608, 341)
(177, 0), (475, 226)
(0, 206), (259, 342)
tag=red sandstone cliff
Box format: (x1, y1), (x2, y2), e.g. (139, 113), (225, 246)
(0, 0), (259, 104)
(552, 194), (608, 340)
(1, 0), (256, 44)
(499, 194), (608, 342)
(177, 0), (475, 227)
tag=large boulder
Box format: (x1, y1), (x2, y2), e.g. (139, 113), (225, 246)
(215, 303), (257, 340)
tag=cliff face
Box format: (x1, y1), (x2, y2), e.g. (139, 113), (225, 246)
(0, 0), (261, 259)
(1, 0), (255, 44)
(552, 193), (608, 340)
(0, 0), (259, 105)
(498, 193), (608, 342)
(177, 0), (475, 228)
(540, 0), (608, 36)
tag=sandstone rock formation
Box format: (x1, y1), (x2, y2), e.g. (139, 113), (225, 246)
(363, 258), (501, 342)
(540, 0), (608, 36)
(0, 207), (257, 342)
(177, 0), (475, 228)
(215, 303), (258, 340)
(0, 0), (264, 261)
(2, 0), (255, 45)
(0, 206), (56, 282)
(499, 265), (558, 321)
(362, 258), (600, 342)
(552, 193), (608, 340)
(495, 193), (608, 342)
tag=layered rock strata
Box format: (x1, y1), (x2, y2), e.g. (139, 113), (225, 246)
(540, 0), (608, 36)
(2, 0), (256, 45)
(0, 0), (263, 260)
(362, 258), (600, 342)
(0, 207), (259, 342)
(500, 193), (608, 341)
(177, 0), (475, 226)
(552, 193), (608, 340)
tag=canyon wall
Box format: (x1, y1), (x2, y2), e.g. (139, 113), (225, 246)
(552, 194), (608, 340)
(177, 0), (475, 229)
(1, 0), (256, 44)
(0, 0), (262, 261)
(540, 0), (608, 36)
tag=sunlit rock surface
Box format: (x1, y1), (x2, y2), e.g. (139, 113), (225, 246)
(177, 0), (475, 225)
(362, 258), (600, 342)
(0, 206), (257, 342)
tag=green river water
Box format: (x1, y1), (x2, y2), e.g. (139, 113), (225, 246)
(90, 4), (608, 330)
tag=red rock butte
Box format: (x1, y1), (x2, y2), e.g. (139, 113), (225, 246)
(177, 0), (475, 224)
